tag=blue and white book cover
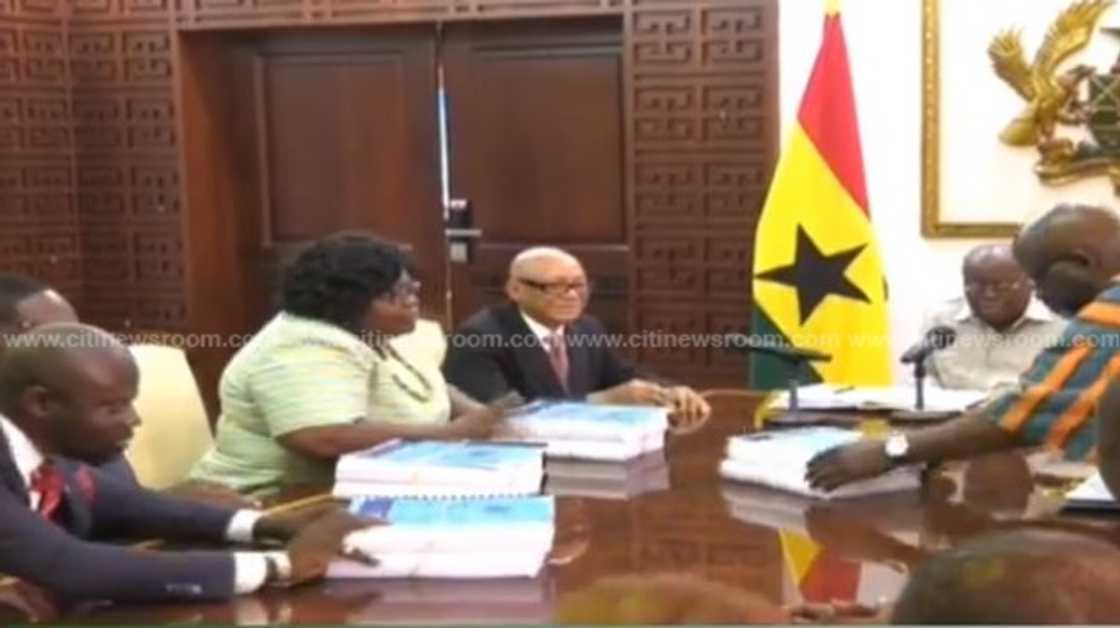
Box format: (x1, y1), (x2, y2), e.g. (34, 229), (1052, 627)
(513, 400), (667, 428)
(358, 441), (542, 470)
(349, 496), (555, 526)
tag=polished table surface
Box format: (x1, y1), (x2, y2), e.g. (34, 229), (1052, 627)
(57, 393), (1120, 624)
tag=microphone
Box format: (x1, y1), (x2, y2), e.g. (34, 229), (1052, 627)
(722, 334), (832, 363)
(900, 325), (957, 365)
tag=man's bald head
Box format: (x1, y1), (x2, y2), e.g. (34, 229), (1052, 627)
(891, 529), (1120, 624)
(509, 247), (583, 277)
(506, 247), (589, 329)
(963, 244), (1016, 270)
(1013, 204), (1120, 316)
(0, 323), (139, 462)
(0, 273), (77, 351)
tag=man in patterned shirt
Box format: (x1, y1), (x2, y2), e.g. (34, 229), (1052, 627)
(806, 203), (1120, 491)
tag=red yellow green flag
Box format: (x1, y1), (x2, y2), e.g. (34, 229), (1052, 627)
(750, 0), (891, 388)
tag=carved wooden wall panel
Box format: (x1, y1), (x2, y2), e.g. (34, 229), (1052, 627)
(69, 10), (184, 331)
(0, 0), (80, 302)
(627, 0), (775, 383)
(0, 0), (776, 387)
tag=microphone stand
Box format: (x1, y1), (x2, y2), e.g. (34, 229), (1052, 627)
(912, 356), (927, 411)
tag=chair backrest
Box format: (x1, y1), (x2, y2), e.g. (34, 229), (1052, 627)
(124, 344), (214, 490)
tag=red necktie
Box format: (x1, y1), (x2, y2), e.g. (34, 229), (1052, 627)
(29, 462), (64, 521)
(546, 332), (569, 390)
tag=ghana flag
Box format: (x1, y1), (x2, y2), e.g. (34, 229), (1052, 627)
(750, 0), (890, 389)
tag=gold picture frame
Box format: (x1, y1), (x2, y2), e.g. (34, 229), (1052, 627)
(921, 0), (1023, 238)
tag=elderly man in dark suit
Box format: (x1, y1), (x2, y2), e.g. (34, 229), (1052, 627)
(0, 323), (370, 609)
(444, 247), (710, 427)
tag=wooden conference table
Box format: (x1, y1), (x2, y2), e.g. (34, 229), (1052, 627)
(53, 393), (1116, 623)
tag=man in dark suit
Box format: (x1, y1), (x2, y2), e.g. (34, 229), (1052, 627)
(444, 247), (710, 427)
(0, 323), (370, 606)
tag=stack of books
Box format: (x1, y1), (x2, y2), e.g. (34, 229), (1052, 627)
(498, 400), (669, 461)
(332, 440), (545, 499)
(718, 427), (920, 499)
(545, 450), (670, 499)
(327, 496), (556, 579)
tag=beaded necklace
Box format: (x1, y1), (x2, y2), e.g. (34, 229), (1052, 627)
(376, 343), (434, 403)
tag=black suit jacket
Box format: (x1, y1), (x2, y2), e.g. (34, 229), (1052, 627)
(443, 303), (637, 402)
(0, 429), (239, 604)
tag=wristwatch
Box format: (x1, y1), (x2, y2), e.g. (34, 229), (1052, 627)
(883, 432), (910, 464)
(263, 552), (293, 587)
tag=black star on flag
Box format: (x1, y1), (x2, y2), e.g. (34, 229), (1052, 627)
(754, 225), (871, 326)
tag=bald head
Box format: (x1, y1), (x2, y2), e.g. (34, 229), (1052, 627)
(0, 273), (77, 351)
(892, 529), (1120, 624)
(0, 323), (139, 462)
(963, 244), (1016, 270)
(509, 247), (583, 277)
(506, 247), (589, 329)
(1013, 204), (1120, 316)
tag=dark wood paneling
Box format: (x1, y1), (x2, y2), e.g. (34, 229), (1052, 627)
(443, 17), (628, 333)
(0, 0), (778, 402)
(251, 28), (445, 321)
(0, 0), (80, 305)
(626, 1), (778, 384)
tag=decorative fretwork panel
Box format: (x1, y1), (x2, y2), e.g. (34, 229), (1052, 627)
(0, 0), (777, 386)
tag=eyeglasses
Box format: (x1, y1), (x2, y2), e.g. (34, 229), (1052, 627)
(517, 277), (591, 297)
(379, 279), (422, 304)
(964, 279), (1031, 294)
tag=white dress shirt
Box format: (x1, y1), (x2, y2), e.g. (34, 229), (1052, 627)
(920, 296), (1066, 391)
(520, 309), (563, 347)
(0, 412), (286, 593)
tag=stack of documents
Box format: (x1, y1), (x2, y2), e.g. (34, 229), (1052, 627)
(719, 427), (921, 499)
(498, 400), (669, 461)
(1064, 471), (1119, 511)
(328, 496), (555, 579)
(545, 451), (670, 499)
(766, 383), (987, 414)
(332, 440), (545, 499)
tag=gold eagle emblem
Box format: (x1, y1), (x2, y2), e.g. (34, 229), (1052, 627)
(988, 0), (1113, 146)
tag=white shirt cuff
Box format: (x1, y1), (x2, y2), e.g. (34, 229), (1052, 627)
(225, 510), (264, 544)
(231, 553), (269, 594)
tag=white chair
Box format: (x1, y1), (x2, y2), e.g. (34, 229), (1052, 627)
(123, 344), (214, 490)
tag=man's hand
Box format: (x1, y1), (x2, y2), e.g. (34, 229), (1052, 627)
(164, 480), (261, 509)
(285, 510), (380, 585)
(587, 379), (670, 406)
(254, 501), (341, 543)
(666, 386), (711, 433)
(0, 580), (58, 624)
(805, 440), (891, 492)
